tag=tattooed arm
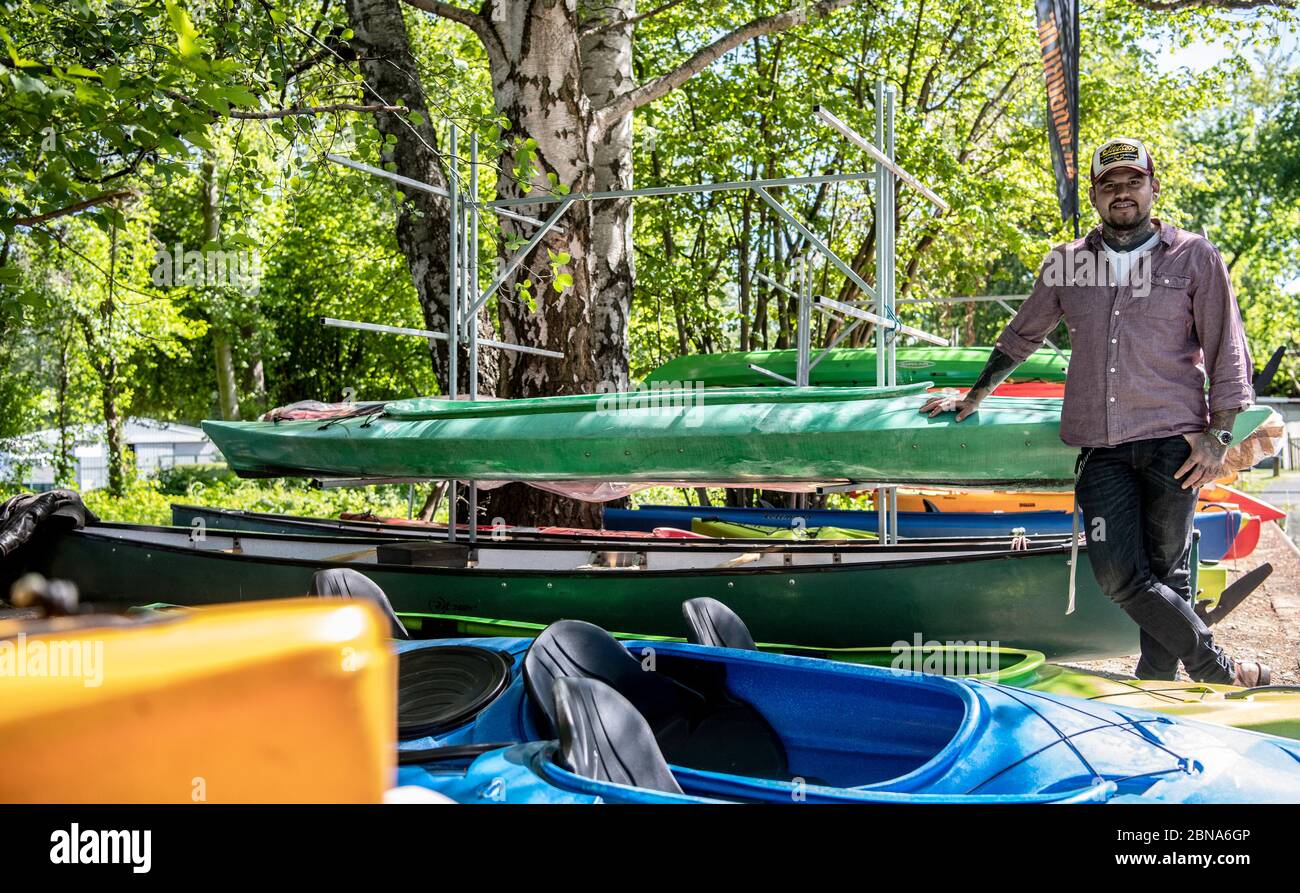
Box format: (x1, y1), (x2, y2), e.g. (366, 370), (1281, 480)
(1175, 408), (1241, 490)
(918, 349), (1022, 421)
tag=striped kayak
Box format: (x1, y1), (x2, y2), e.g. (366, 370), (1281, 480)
(643, 345), (1070, 389)
(394, 621), (1300, 803)
(0, 599), (393, 803)
(606, 504), (1248, 560)
(203, 386), (1275, 489)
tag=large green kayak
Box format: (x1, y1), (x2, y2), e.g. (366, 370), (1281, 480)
(8, 522), (1149, 660)
(644, 345), (1070, 388)
(203, 385), (1273, 488)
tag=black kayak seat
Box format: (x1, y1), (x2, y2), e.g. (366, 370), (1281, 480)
(397, 646), (513, 739)
(525, 619), (787, 779)
(554, 677), (683, 795)
(682, 597), (757, 651)
(309, 568), (410, 639)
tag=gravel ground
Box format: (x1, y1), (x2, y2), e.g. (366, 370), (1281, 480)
(1065, 519), (1300, 684)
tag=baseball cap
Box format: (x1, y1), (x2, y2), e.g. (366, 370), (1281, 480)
(1090, 138), (1155, 183)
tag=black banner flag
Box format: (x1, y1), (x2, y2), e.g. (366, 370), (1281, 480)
(1035, 0), (1080, 232)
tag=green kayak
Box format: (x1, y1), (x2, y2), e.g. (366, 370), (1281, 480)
(643, 345), (1070, 389)
(204, 386), (1273, 488)
(690, 519), (877, 540)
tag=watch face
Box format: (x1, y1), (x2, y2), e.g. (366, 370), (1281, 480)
(1215, 430), (1233, 446)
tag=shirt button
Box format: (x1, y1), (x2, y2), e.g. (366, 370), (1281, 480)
(1109, 367), (1116, 372)
(1111, 338), (1117, 344)
(1163, 278), (1169, 284)
(1109, 397), (1115, 402)
(1113, 310), (1119, 315)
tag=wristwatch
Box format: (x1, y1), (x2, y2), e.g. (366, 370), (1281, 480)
(1208, 428), (1234, 447)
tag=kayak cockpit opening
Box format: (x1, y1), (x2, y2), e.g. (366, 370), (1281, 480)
(524, 619), (971, 794)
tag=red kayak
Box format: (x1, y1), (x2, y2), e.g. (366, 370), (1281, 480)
(926, 382), (1065, 398)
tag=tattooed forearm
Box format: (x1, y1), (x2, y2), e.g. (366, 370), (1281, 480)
(967, 349), (1023, 400)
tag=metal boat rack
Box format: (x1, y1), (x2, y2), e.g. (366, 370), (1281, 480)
(319, 81), (950, 544)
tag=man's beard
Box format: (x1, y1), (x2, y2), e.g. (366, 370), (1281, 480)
(1103, 206), (1149, 232)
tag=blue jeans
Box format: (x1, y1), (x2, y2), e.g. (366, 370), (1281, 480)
(1074, 435), (1234, 683)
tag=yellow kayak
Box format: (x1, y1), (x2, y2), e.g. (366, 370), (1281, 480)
(0, 599), (394, 803)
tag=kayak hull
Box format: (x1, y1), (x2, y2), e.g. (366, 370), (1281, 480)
(0, 599), (393, 803)
(203, 384), (1090, 487)
(395, 636), (1300, 804)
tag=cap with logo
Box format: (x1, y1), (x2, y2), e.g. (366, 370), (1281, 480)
(1090, 138), (1155, 183)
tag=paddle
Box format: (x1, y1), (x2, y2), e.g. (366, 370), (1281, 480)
(1195, 562), (1273, 627)
(1252, 345), (1286, 395)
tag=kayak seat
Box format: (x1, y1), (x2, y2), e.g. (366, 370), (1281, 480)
(309, 568), (410, 639)
(525, 620), (787, 779)
(682, 597), (757, 650)
(397, 645), (514, 738)
(554, 677), (683, 795)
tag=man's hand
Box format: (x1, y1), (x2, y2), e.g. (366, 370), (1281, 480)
(918, 391), (982, 422)
(1175, 432), (1229, 490)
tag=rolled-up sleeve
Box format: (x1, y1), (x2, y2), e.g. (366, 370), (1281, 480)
(994, 253), (1063, 363)
(1193, 246), (1254, 412)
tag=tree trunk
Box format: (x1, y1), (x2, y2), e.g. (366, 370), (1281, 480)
(102, 373), (125, 497)
(54, 329), (74, 486)
(345, 0), (497, 397)
(201, 158), (241, 421)
(470, 0), (630, 527)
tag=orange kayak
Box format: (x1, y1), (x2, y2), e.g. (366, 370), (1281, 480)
(893, 483), (1284, 521)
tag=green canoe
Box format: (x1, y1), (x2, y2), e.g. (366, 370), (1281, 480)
(644, 345), (1070, 389)
(7, 522), (1155, 660)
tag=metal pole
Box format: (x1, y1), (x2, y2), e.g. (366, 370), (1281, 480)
(813, 106), (950, 213)
(325, 154), (566, 233)
(753, 187), (879, 305)
(885, 86), (899, 544)
(319, 317), (565, 359)
(447, 124), (459, 544)
(468, 133), (479, 544)
(796, 256), (810, 386)
(874, 83), (888, 544)
(484, 171), (875, 208)
(470, 197), (575, 317)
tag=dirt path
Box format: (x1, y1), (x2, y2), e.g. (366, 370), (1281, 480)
(1066, 520), (1300, 683)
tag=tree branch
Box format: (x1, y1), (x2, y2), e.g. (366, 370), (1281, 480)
(7, 189), (139, 228)
(579, 0), (686, 37)
(594, 0), (859, 132)
(228, 102), (408, 118)
(401, 0), (505, 62)
(1125, 0), (1293, 9)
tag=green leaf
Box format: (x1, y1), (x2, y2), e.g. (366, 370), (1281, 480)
(408, 111), (425, 126)
(165, 0), (202, 59)
(553, 272), (573, 293)
(555, 251), (571, 265)
(197, 86), (230, 116)
(221, 86), (258, 108)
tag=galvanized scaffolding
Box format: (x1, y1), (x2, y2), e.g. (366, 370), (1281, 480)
(321, 82), (949, 544)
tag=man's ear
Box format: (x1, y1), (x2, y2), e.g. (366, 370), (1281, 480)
(1151, 175), (1160, 197)
(1087, 184), (1097, 209)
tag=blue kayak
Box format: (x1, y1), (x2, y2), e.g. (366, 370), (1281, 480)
(604, 505), (1244, 561)
(393, 620), (1300, 804)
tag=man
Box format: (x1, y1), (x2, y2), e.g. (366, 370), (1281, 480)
(919, 137), (1269, 686)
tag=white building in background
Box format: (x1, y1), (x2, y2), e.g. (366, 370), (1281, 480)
(0, 418), (221, 491)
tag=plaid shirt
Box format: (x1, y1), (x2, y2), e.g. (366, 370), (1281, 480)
(995, 221), (1254, 448)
